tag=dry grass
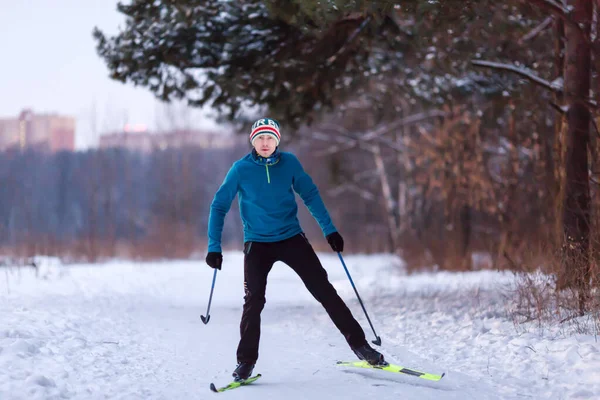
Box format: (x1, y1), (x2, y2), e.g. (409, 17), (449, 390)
(503, 242), (600, 337)
(0, 222), (203, 264)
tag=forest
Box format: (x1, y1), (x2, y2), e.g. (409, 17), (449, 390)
(2, 0), (598, 318)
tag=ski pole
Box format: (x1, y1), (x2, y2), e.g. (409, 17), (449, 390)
(201, 268), (218, 324)
(337, 252), (382, 346)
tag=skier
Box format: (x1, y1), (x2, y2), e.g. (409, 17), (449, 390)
(205, 118), (385, 381)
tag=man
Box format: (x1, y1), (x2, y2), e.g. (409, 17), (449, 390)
(205, 118), (385, 381)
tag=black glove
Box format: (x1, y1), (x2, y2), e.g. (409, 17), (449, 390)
(205, 252), (223, 270)
(326, 232), (344, 252)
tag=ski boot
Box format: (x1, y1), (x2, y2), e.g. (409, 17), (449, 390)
(352, 344), (387, 366)
(232, 362), (255, 381)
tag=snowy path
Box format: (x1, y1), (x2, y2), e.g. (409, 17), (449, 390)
(1, 254), (599, 399)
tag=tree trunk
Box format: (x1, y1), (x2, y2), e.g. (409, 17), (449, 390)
(560, 0), (592, 314)
(372, 144), (401, 252)
(396, 102), (410, 240)
(498, 101), (519, 267)
(552, 15), (566, 246)
(458, 204), (472, 270)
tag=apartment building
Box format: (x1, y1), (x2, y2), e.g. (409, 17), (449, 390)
(0, 109), (75, 152)
(99, 127), (239, 152)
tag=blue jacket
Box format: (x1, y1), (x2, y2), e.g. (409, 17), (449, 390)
(207, 149), (337, 252)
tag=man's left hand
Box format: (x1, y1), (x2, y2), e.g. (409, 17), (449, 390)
(326, 232), (344, 252)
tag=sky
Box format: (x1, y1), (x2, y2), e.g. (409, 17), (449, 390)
(0, 0), (220, 150)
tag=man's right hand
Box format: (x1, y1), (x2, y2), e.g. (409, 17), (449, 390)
(205, 252), (223, 270)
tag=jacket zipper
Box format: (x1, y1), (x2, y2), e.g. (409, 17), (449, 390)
(265, 164), (271, 184)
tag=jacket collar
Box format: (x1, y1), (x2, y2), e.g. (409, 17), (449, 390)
(251, 148), (281, 166)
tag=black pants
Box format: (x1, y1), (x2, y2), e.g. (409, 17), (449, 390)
(236, 233), (367, 364)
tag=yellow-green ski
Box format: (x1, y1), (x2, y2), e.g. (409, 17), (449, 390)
(210, 374), (261, 393)
(337, 361), (445, 381)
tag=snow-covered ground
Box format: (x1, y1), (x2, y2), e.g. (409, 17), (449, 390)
(1, 253), (599, 399)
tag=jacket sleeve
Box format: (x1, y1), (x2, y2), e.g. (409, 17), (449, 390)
(207, 163), (239, 252)
(291, 154), (337, 236)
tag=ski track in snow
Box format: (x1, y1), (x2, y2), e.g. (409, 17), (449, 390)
(1, 253), (599, 399)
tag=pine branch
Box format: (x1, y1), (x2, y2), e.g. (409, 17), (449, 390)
(473, 60), (598, 110)
(327, 183), (377, 201)
(325, 16), (371, 66)
(519, 16), (553, 43)
(549, 101), (569, 115)
(528, 0), (571, 15)
(524, 0), (590, 44)
(309, 110), (450, 156)
(360, 110), (449, 142)
(471, 60), (562, 93)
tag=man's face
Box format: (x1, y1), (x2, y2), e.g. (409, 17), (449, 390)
(253, 134), (277, 157)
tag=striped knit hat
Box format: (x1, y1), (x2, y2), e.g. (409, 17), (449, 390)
(250, 118), (281, 146)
